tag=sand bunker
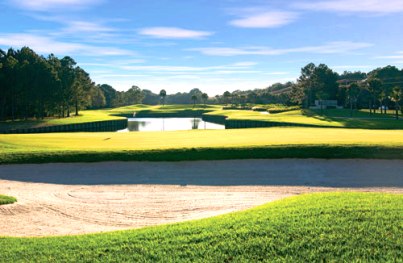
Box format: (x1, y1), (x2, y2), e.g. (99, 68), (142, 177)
(0, 159), (402, 237)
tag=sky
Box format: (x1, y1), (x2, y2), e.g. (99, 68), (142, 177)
(0, 0), (402, 95)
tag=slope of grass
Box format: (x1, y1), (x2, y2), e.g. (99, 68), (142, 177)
(0, 105), (220, 131)
(111, 104), (219, 117)
(0, 195), (17, 205)
(205, 109), (403, 129)
(1, 193), (401, 262)
(1, 127), (402, 164)
(2, 105), (402, 131)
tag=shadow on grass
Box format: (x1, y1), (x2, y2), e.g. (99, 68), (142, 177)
(1, 147), (402, 187)
(301, 109), (403, 129)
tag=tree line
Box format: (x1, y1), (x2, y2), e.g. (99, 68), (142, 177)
(210, 63), (402, 117)
(0, 47), (145, 121)
(1, 46), (402, 121)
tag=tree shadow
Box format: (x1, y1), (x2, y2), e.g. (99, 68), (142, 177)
(0, 160), (402, 188)
(301, 109), (403, 129)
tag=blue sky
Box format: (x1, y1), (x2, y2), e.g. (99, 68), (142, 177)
(0, 0), (402, 95)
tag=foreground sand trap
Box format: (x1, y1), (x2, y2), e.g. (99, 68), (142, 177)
(0, 159), (402, 237)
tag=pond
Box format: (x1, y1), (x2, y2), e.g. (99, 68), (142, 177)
(118, 117), (225, 132)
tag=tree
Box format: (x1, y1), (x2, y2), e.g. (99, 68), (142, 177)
(125, 86), (144, 105)
(191, 95), (198, 108)
(294, 63), (339, 108)
(159, 89), (167, 106)
(378, 90), (387, 114)
(389, 86), (402, 119)
(366, 78), (383, 114)
(297, 63), (316, 108)
(99, 84), (117, 108)
(201, 93), (208, 106)
(346, 82), (361, 117)
(223, 91), (231, 105)
(71, 67), (93, 116)
(59, 56), (77, 117)
(0, 47), (111, 120)
(90, 85), (106, 109)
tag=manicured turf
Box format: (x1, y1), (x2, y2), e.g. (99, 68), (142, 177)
(1, 105), (402, 131)
(0, 195), (17, 205)
(0, 193), (401, 262)
(205, 109), (403, 129)
(1, 127), (403, 164)
(0, 105), (219, 131)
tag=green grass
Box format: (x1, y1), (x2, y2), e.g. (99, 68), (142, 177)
(1, 127), (403, 164)
(0, 109), (125, 131)
(1, 105), (402, 131)
(0, 105), (220, 131)
(1, 193), (401, 262)
(205, 108), (403, 129)
(0, 195), (17, 205)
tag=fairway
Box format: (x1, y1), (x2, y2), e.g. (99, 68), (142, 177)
(1, 127), (403, 164)
(2, 105), (403, 132)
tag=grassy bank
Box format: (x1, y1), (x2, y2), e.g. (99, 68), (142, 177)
(2, 105), (402, 132)
(205, 109), (403, 129)
(0, 195), (17, 205)
(1, 193), (401, 262)
(1, 127), (403, 164)
(0, 105), (219, 131)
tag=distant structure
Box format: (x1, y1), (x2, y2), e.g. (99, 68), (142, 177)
(310, 100), (343, 109)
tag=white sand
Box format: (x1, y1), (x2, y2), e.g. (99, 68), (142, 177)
(0, 159), (402, 237)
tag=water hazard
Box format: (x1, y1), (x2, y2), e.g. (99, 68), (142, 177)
(118, 117), (225, 132)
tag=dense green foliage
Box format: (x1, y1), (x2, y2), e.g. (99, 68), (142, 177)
(2, 46), (402, 123)
(0, 48), (143, 121)
(1, 193), (401, 262)
(0, 194), (17, 205)
(0, 47), (97, 120)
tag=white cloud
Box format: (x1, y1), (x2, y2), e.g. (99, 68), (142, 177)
(376, 52), (403, 60)
(9, 0), (103, 11)
(230, 11), (298, 28)
(231, 61), (258, 67)
(374, 51), (403, 65)
(190, 41), (373, 56)
(263, 72), (290, 75)
(138, 27), (213, 39)
(294, 0), (403, 14)
(0, 33), (133, 56)
(120, 62), (256, 73)
(63, 21), (115, 33)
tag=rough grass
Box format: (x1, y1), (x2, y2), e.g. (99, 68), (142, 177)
(1, 127), (403, 164)
(0, 195), (17, 205)
(0, 193), (401, 262)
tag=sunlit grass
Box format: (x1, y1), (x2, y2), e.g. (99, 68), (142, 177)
(1, 127), (402, 163)
(206, 109), (403, 129)
(1, 105), (402, 131)
(1, 193), (401, 262)
(0, 195), (17, 205)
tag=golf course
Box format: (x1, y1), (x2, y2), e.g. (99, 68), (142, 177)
(1, 3), (403, 259)
(1, 104), (402, 262)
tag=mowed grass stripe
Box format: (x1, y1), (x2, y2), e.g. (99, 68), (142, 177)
(0, 193), (401, 262)
(1, 127), (403, 163)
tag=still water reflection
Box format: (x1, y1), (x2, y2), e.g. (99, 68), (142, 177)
(118, 118), (225, 132)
